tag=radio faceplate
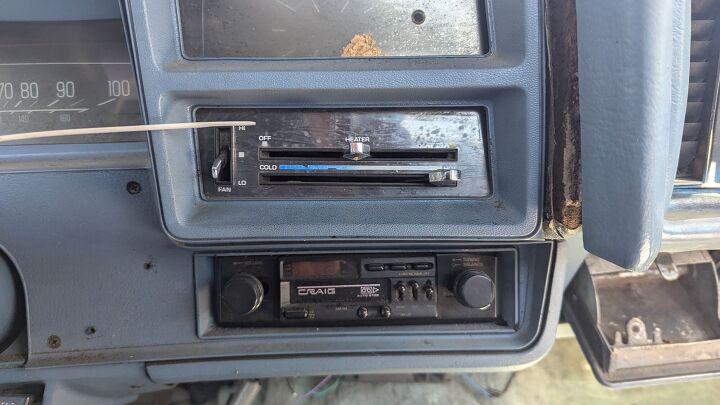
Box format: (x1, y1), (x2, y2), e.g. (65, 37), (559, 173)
(214, 253), (503, 327)
(196, 108), (490, 199)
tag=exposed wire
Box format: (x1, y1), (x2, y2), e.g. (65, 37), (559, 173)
(286, 376), (342, 402)
(461, 373), (516, 398)
(296, 375), (335, 401)
(0, 121), (256, 143)
(311, 377), (341, 398)
(461, 374), (493, 398)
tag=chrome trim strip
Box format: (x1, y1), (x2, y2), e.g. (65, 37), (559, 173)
(0, 142), (150, 173)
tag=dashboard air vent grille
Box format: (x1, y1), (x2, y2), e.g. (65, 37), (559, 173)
(678, 0), (720, 182)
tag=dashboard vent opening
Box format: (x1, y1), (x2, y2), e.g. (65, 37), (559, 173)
(678, 0), (720, 183)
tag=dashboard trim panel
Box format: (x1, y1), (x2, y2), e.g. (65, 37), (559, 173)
(123, 0), (545, 245)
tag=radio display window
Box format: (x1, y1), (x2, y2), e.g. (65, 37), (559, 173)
(286, 260), (342, 277)
(281, 259), (359, 279)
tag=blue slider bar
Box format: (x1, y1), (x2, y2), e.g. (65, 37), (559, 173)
(278, 164), (357, 171)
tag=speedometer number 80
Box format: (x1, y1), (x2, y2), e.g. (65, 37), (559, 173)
(20, 82), (38, 99)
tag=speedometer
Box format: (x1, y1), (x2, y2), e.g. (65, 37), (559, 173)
(0, 20), (143, 144)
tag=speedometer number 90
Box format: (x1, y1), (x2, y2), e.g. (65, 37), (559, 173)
(56, 81), (75, 98)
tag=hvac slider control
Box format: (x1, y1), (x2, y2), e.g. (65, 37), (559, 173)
(343, 141), (371, 160)
(429, 169), (461, 187)
(211, 149), (228, 181)
(211, 127), (232, 184)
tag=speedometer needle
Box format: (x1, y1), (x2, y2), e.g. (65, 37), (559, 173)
(97, 98), (116, 106)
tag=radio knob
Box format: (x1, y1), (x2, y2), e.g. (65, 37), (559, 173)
(221, 274), (264, 316)
(453, 270), (495, 309)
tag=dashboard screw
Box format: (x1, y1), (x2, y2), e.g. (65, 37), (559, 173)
(126, 181), (142, 195)
(47, 335), (61, 349)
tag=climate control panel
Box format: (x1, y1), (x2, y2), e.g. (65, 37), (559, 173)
(214, 252), (504, 327)
(195, 108), (490, 200)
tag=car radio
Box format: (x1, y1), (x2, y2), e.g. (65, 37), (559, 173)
(214, 253), (502, 327)
(195, 108), (490, 199)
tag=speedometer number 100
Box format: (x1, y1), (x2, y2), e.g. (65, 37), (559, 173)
(107, 80), (131, 97)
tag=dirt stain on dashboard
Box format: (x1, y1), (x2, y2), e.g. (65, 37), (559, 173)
(341, 33), (382, 57)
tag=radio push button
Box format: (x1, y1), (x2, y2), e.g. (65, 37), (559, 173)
(365, 264), (386, 271)
(395, 282), (407, 301)
(409, 281), (420, 300)
(423, 281), (435, 301)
